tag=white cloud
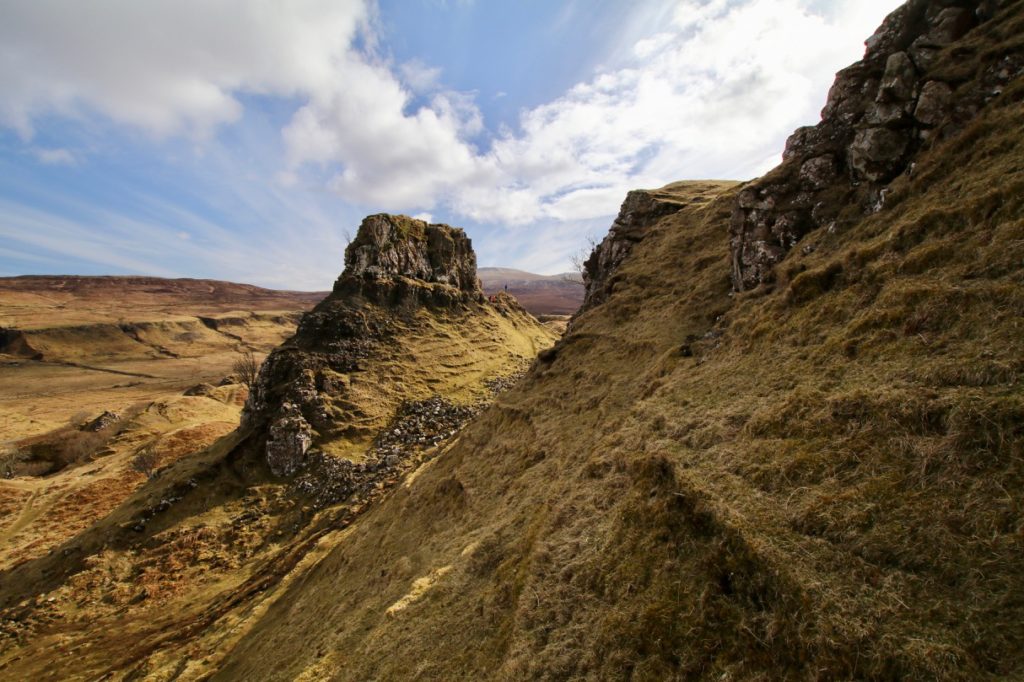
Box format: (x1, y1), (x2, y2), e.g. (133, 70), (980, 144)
(0, 0), (905, 278)
(32, 147), (76, 165)
(283, 0), (902, 227)
(0, 0), (370, 139)
(400, 60), (443, 94)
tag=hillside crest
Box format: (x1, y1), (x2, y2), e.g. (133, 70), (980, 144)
(729, 0), (1019, 290)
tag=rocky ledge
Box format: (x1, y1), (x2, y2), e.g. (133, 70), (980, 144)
(730, 0), (1021, 290)
(580, 188), (690, 312)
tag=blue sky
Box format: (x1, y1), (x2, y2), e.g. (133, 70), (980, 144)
(0, 0), (902, 290)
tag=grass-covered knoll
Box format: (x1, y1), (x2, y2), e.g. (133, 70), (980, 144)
(210, 77), (1022, 678)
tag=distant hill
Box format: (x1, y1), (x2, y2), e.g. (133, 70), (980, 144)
(478, 267), (583, 315)
(0, 274), (328, 443)
(0, 275), (327, 329)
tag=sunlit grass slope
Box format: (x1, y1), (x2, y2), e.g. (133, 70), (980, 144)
(216, 78), (1022, 680)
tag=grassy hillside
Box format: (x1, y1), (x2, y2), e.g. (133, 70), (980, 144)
(210, 70), (1023, 680)
(3, 4), (1023, 680)
(0, 285), (557, 680)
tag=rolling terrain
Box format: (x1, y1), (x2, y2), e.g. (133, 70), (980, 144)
(0, 276), (324, 443)
(205, 2), (1024, 678)
(0, 217), (558, 680)
(1, 0), (1022, 679)
(0, 276), (324, 624)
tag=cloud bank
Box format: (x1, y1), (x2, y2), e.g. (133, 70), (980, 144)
(0, 0), (903, 283)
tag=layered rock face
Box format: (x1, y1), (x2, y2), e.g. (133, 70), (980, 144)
(730, 0), (1021, 290)
(342, 214), (479, 292)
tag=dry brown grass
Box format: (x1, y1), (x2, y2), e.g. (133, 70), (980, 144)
(200, 89), (1024, 680)
(0, 274), (557, 680)
(3, 11), (1024, 678)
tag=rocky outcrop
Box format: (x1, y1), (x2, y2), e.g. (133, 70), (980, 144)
(581, 189), (689, 311)
(83, 411), (120, 432)
(265, 402), (314, 477)
(341, 214), (480, 293)
(730, 0), (1022, 291)
(241, 213), (542, 481)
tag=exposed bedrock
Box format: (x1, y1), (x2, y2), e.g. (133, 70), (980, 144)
(730, 0), (1022, 291)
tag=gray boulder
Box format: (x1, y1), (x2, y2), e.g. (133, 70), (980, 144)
(849, 128), (911, 182)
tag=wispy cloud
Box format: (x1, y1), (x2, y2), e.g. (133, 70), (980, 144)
(32, 147), (76, 165)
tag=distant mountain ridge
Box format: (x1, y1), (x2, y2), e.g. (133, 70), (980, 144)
(478, 266), (583, 315)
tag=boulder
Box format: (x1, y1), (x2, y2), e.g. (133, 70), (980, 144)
(926, 7), (976, 44)
(849, 127), (911, 182)
(799, 156), (839, 189)
(915, 80), (954, 126)
(877, 52), (917, 103)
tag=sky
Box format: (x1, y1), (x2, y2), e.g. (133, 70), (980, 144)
(0, 0), (904, 291)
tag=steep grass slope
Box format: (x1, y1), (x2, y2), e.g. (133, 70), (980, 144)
(0, 234), (557, 680)
(213, 26), (1024, 682)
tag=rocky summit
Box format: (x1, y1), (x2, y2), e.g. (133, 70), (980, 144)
(729, 0), (1021, 291)
(343, 214), (479, 292)
(243, 213), (550, 482)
